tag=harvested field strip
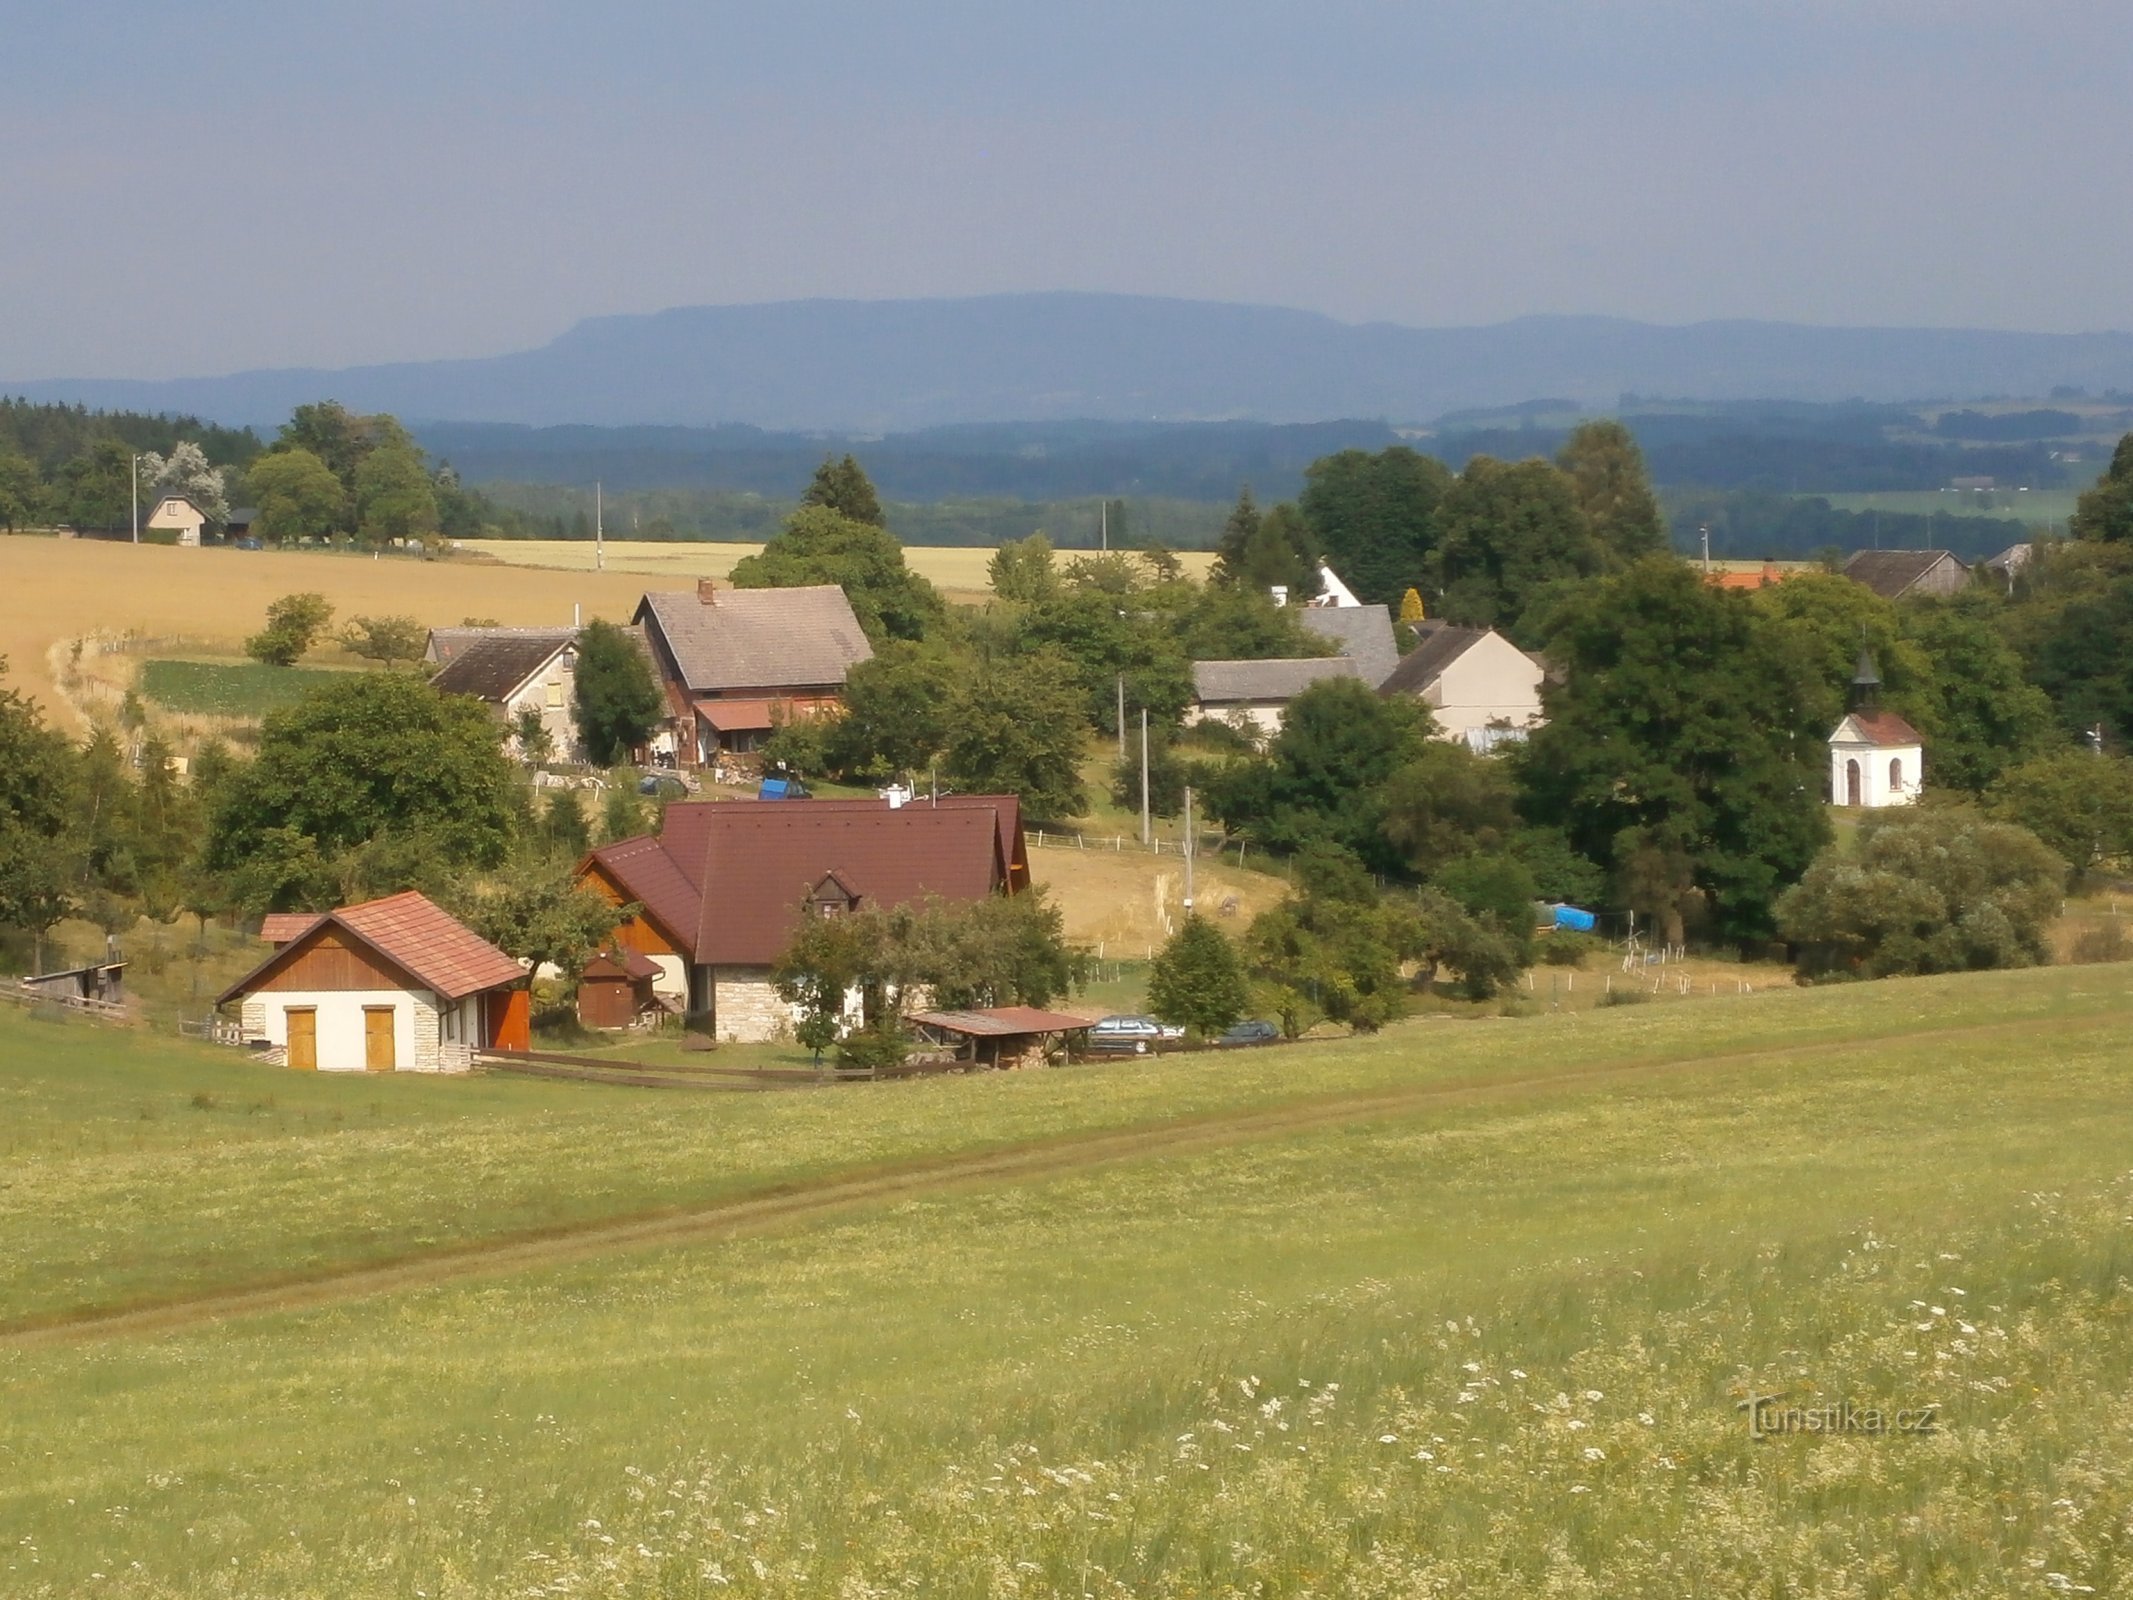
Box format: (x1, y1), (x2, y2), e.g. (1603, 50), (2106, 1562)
(9, 1001), (2121, 1350)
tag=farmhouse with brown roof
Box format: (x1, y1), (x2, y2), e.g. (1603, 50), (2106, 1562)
(1843, 549), (1971, 600)
(634, 581), (873, 768)
(218, 891), (529, 1071)
(575, 794), (1028, 1041)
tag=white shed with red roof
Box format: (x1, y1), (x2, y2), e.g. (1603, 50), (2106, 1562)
(1829, 649), (1924, 808)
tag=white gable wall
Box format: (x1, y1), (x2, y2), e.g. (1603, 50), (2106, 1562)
(1829, 727), (1923, 807)
(1421, 634), (1546, 741)
(238, 988), (452, 1071)
(499, 646), (583, 763)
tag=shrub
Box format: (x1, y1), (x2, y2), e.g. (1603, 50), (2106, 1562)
(1597, 986), (1650, 1006)
(2070, 921), (2132, 965)
(1538, 929), (1605, 966)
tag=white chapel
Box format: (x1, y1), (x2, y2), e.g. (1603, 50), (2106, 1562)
(1828, 648), (1923, 808)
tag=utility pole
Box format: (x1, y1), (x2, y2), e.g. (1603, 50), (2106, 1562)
(1100, 499), (1108, 553)
(1139, 708), (1150, 845)
(1182, 785), (1194, 914)
(130, 455), (140, 544)
(1116, 676), (1126, 760)
(595, 481), (605, 572)
(1698, 524), (1709, 574)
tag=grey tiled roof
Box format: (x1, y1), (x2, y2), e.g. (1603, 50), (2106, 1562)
(1379, 620), (1490, 696)
(1842, 549), (1965, 599)
(426, 626), (576, 666)
(1299, 604), (1400, 688)
(1192, 656), (1361, 704)
(429, 633), (571, 703)
(636, 585), (873, 693)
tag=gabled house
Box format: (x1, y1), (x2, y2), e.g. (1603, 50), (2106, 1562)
(144, 494), (209, 546)
(218, 891), (529, 1072)
(575, 795), (1028, 1042)
(1378, 621), (1547, 751)
(1843, 549), (1971, 600)
(424, 624), (581, 667)
(1187, 657), (1362, 738)
(634, 580), (874, 768)
(428, 629), (584, 763)
(1298, 604), (1401, 688)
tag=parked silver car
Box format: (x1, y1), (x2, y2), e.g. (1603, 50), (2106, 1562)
(1085, 1014), (1181, 1053)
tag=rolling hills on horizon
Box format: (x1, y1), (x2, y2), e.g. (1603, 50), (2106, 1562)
(10, 293), (2133, 433)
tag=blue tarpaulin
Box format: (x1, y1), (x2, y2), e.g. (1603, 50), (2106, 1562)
(1550, 904), (1596, 932)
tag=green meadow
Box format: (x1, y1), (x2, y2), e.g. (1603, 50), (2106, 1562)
(136, 659), (349, 719)
(4, 965), (2133, 1596)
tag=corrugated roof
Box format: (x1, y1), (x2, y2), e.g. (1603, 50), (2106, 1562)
(1192, 656), (1360, 704)
(1378, 620), (1491, 696)
(430, 633), (573, 703)
(1834, 710), (1924, 749)
(1299, 604), (1400, 688)
(1843, 549), (1966, 600)
(220, 891), (523, 1004)
(636, 585), (873, 694)
(582, 797), (1022, 967)
(907, 1006), (1092, 1036)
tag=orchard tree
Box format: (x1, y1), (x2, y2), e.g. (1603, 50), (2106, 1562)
(1147, 914), (1249, 1036)
(988, 533), (1059, 605)
(1986, 750), (2133, 883)
(1243, 848), (1417, 1035)
(1556, 420), (1666, 564)
(1378, 738), (1519, 876)
(573, 619), (663, 766)
(453, 864), (625, 985)
(1518, 557), (1829, 945)
(247, 447), (345, 542)
(244, 592), (334, 666)
(338, 614), (428, 667)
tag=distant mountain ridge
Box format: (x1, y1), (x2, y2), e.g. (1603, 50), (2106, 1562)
(10, 294), (2133, 432)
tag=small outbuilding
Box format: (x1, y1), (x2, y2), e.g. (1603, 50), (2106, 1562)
(576, 946), (666, 1030)
(1829, 648), (1923, 808)
(904, 1006), (1093, 1070)
(218, 891), (529, 1071)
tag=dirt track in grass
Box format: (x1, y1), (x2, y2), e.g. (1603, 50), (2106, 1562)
(5, 1006), (2124, 1351)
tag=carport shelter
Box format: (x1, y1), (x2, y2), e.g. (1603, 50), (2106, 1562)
(218, 891), (529, 1072)
(904, 1006), (1092, 1069)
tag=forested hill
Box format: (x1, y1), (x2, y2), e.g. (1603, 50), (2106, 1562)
(11, 294), (2133, 431)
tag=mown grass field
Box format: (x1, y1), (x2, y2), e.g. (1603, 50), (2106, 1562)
(4, 963), (2133, 1596)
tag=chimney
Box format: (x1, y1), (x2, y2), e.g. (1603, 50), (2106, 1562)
(697, 578), (718, 606)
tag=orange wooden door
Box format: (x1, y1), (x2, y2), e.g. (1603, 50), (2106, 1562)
(286, 1008), (317, 1071)
(364, 1006), (396, 1072)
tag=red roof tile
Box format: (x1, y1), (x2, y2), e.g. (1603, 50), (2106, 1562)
(259, 912), (321, 945)
(1837, 710), (1924, 748)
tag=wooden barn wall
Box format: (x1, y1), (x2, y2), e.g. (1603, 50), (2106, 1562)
(258, 931), (410, 993)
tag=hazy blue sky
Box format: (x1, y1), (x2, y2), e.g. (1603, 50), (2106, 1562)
(6, 0), (2130, 379)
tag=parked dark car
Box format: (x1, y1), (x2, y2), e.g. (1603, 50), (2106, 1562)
(1216, 1019), (1281, 1048)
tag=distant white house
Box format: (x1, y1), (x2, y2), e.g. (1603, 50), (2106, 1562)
(144, 494), (209, 547)
(1829, 650), (1923, 807)
(1378, 621), (1547, 750)
(1272, 564), (1363, 609)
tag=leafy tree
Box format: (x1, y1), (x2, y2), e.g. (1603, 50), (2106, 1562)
(244, 592), (334, 666)
(1431, 850), (1540, 969)
(1174, 580), (1331, 664)
(1378, 739), (1519, 876)
(598, 784), (646, 844)
(825, 641), (955, 779)
(452, 864), (619, 984)
(512, 704), (554, 766)
(1986, 750), (2133, 883)
(1752, 571), (1935, 736)
(54, 438), (135, 531)
(1243, 849), (1416, 1034)
(1298, 446), (1452, 606)
(1412, 885), (1524, 1000)
(1017, 584), (1195, 734)
(1111, 732), (1189, 819)
(2008, 544), (2133, 745)
(1518, 557), (1830, 946)
(941, 649), (1089, 822)
(0, 660), (79, 970)
(1398, 587), (1425, 626)
(132, 730), (197, 918)
(896, 889), (1081, 1010)
(1235, 502), (1322, 598)
(204, 673), (517, 908)
(536, 788), (591, 861)
(1430, 456), (1601, 630)
(1207, 677), (1435, 874)
(1147, 914), (1249, 1035)
(276, 401), (386, 491)
(988, 532), (1059, 605)
(2070, 432), (2133, 544)
(1556, 419), (1666, 563)
(800, 454), (886, 527)
(1777, 807), (2064, 979)
(773, 906), (870, 1062)
(352, 441), (439, 545)
(729, 504), (944, 643)
(247, 447), (345, 542)
(1902, 594), (2057, 791)
(139, 441), (229, 526)
(1211, 487), (1263, 582)
(337, 614), (428, 667)
(573, 619), (663, 767)
(1504, 825), (1608, 908)
(74, 727), (140, 899)
(0, 451), (43, 531)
